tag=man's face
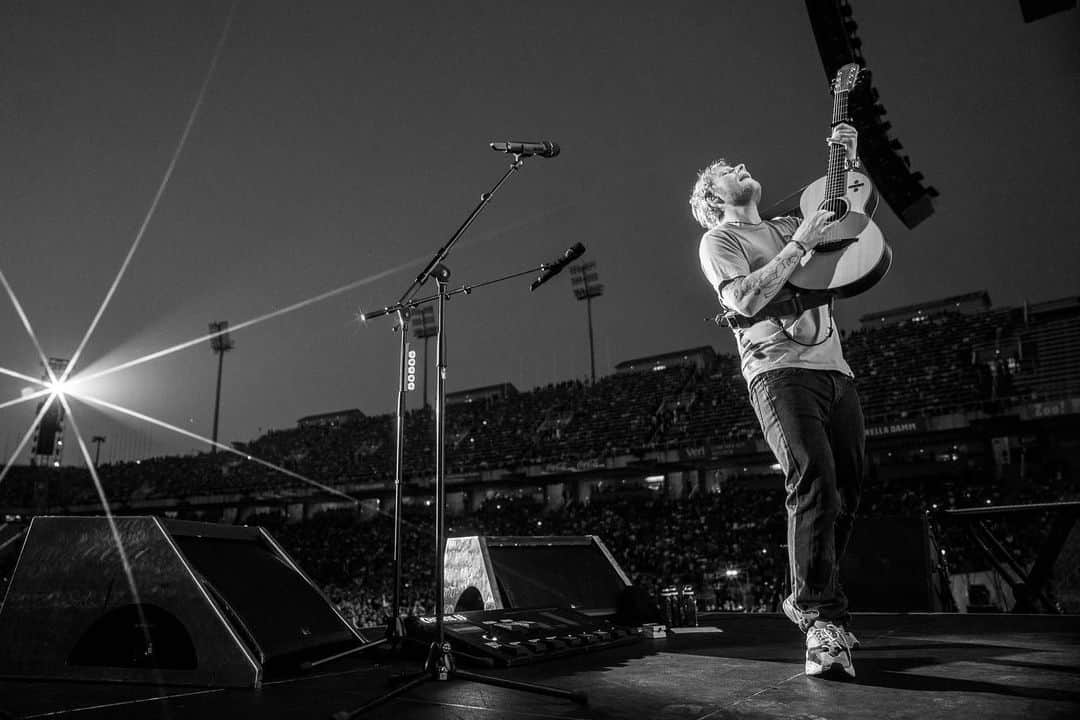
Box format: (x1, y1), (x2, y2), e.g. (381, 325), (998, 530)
(711, 163), (761, 208)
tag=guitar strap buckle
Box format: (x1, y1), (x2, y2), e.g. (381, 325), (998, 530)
(716, 313), (745, 330)
(714, 292), (834, 332)
(788, 290), (834, 317)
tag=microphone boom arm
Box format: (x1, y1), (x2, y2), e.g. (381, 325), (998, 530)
(399, 154), (528, 304)
(362, 264), (546, 322)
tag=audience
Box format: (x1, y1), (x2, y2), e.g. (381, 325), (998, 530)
(1, 302), (1078, 621)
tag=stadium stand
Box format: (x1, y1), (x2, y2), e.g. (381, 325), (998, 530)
(2, 293), (1078, 622)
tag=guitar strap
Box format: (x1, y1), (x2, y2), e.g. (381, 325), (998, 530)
(720, 288), (834, 330)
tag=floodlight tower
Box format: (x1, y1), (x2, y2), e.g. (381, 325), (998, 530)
(569, 261), (604, 383)
(91, 435), (106, 465)
(30, 357), (70, 468)
(412, 305), (438, 408)
(208, 321), (235, 454)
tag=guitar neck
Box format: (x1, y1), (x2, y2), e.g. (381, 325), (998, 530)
(789, 62), (892, 300)
(824, 89), (851, 202)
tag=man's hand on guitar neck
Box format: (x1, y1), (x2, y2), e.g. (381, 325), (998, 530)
(828, 122), (859, 166)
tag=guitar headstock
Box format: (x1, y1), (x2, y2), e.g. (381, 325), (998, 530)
(832, 63), (862, 95)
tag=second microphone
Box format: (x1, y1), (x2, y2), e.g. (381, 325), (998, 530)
(531, 243), (586, 291)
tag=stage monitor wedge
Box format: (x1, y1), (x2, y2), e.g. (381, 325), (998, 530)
(0, 516), (362, 687)
(443, 535), (631, 616)
(1019, 0), (1076, 22)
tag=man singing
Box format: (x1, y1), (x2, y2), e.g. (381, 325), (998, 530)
(689, 123), (864, 678)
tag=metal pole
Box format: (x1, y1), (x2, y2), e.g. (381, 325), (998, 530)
(393, 310), (409, 629)
(434, 277), (448, 642)
(211, 348), (225, 452)
(586, 294), (596, 384)
(423, 334), (430, 409)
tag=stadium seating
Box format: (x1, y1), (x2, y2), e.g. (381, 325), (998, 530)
(2, 298), (1078, 623)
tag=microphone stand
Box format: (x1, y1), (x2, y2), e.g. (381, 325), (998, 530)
(308, 263), (574, 670)
(308, 156), (527, 671)
(331, 157), (587, 718)
(300, 308), (413, 672)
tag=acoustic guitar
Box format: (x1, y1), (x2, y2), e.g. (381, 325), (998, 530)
(788, 63), (892, 298)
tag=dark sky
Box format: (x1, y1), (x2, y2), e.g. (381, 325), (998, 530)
(1, 1), (1077, 464)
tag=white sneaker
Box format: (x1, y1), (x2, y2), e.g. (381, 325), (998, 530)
(805, 623), (855, 678)
(783, 596), (860, 649)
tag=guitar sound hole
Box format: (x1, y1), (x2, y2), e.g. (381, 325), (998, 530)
(819, 197), (849, 222)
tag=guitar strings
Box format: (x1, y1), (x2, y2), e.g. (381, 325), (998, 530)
(821, 82), (852, 246)
(826, 88), (848, 202)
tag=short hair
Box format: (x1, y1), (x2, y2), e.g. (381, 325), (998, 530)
(689, 158), (730, 230)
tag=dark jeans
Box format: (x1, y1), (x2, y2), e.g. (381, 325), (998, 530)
(749, 368), (865, 630)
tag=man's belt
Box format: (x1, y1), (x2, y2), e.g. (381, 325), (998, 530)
(719, 289), (834, 330)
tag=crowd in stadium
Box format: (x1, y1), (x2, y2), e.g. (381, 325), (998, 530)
(2, 300), (1079, 624)
(261, 482), (791, 629)
(269, 461), (1078, 628)
(2, 466), (1076, 629)
(8, 304), (1073, 507)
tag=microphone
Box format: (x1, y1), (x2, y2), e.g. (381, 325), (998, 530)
(531, 243), (585, 291)
(490, 140), (560, 158)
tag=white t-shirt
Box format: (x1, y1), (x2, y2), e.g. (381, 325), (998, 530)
(698, 217), (853, 387)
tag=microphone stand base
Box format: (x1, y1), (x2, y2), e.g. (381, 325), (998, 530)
(331, 641), (587, 719)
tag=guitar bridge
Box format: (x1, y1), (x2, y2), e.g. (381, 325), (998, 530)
(815, 237), (858, 253)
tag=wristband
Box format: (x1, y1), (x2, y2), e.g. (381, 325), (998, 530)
(791, 240), (809, 255)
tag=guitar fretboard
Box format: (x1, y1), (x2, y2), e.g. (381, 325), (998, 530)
(824, 89), (850, 203)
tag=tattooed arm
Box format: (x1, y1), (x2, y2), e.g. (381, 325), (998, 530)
(720, 209), (836, 317)
(720, 244), (805, 317)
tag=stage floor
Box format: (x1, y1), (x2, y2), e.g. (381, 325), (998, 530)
(2, 613), (1078, 719)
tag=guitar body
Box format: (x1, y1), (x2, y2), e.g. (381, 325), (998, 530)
(789, 170), (893, 298)
(784, 64), (893, 299)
